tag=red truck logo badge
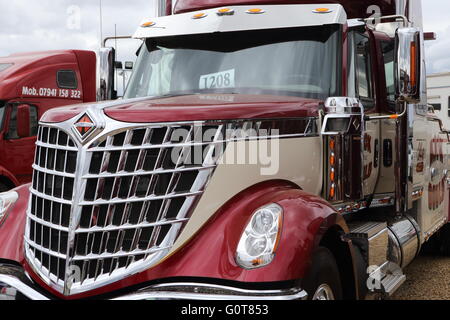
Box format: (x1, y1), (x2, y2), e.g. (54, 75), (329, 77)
(74, 114), (95, 137)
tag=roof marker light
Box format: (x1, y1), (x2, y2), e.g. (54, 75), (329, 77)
(313, 8), (333, 14)
(217, 8), (234, 16)
(246, 8), (265, 14)
(192, 12), (208, 19)
(141, 21), (156, 28)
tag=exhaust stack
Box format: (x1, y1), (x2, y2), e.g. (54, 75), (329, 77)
(157, 0), (172, 16)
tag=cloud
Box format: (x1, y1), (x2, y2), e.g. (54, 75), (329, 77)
(0, 0), (157, 63)
(422, 0), (450, 74)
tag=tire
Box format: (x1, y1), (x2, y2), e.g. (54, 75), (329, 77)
(0, 182), (9, 193)
(302, 247), (343, 300)
(438, 224), (450, 256)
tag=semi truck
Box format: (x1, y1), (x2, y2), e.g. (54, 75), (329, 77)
(0, 0), (449, 300)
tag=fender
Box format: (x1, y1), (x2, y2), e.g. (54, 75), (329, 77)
(0, 184), (29, 264)
(4, 180), (350, 299)
(0, 165), (20, 189)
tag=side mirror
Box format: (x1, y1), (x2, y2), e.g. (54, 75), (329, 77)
(17, 104), (30, 138)
(395, 27), (422, 103)
(97, 47), (117, 101)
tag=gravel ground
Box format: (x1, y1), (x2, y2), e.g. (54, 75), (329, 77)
(391, 253), (450, 300)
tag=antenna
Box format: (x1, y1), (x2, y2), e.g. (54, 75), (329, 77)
(99, 0), (103, 47)
(115, 24), (119, 95)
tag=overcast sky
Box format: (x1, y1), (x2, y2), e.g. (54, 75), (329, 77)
(0, 0), (449, 75)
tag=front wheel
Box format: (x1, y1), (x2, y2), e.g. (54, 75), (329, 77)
(302, 247), (343, 300)
(0, 182), (9, 193)
(438, 224), (450, 256)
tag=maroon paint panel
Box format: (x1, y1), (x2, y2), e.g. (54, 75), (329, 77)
(73, 50), (97, 104)
(41, 94), (321, 124)
(4, 180), (343, 299)
(0, 50), (83, 102)
(173, 0), (396, 18)
(0, 184), (28, 264)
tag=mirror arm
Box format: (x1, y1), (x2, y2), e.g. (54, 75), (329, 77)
(364, 101), (407, 121)
(364, 15), (409, 27)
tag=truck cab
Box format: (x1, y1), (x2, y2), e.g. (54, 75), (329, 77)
(0, 50), (96, 190)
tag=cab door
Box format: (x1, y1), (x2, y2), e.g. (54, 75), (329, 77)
(348, 29), (381, 197)
(0, 103), (39, 184)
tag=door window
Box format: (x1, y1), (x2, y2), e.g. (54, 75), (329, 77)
(6, 105), (38, 139)
(348, 31), (375, 109)
(381, 40), (396, 111)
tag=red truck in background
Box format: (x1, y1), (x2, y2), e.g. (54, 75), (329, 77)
(0, 50), (96, 191)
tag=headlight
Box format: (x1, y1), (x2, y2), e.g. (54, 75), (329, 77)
(236, 203), (283, 269)
(0, 191), (19, 224)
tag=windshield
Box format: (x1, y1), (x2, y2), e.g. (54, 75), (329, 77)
(0, 63), (12, 72)
(125, 25), (341, 100)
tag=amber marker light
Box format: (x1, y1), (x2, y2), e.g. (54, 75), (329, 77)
(141, 21), (156, 28)
(329, 138), (335, 150)
(330, 153), (336, 166)
(192, 12), (207, 19)
(246, 8), (265, 14)
(330, 184), (336, 198)
(217, 8), (234, 15)
(313, 8), (333, 14)
(330, 168), (335, 182)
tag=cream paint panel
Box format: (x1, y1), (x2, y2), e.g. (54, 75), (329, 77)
(169, 136), (323, 254)
(363, 120), (380, 197)
(416, 117), (448, 237)
(374, 119), (396, 194)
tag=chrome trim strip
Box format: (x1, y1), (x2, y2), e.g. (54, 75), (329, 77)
(24, 237), (68, 260)
(32, 164), (76, 179)
(72, 245), (172, 261)
(0, 275), (50, 300)
(113, 282), (308, 300)
(78, 191), (203, 206)
(27, 214), (70, 233)
(35, 141), (78, 151)
(75, 218), (188, 233)
(88, 133), (318, 153)
(82, 165), (216, 179)
(29, 189), (73, 205)
(0, 272), (307, 301)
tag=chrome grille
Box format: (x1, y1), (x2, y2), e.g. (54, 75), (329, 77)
(27, 126), (78, 284)
(26, 121), (224, 295)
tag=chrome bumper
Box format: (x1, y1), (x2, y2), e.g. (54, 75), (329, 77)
(0, 264), (307, 300)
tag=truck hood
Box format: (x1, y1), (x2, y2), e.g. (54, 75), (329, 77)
(41, 94), (321, 124)
(0, 50), (93, 101)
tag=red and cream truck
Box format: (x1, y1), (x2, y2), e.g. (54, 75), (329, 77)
(0, 0), (448, 300)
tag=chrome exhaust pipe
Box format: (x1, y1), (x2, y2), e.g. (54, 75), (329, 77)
(157, 0), (172, 16)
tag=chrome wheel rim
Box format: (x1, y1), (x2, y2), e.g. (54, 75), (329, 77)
(312, 284), (335, 300)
